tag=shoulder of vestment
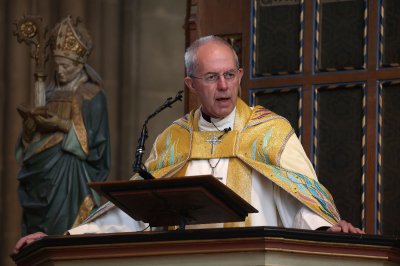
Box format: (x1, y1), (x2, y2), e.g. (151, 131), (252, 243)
(238, 105), (294, 167)
(75, 81), (102, 101)
(145, 113), (195, 177)
(243, 105), (293, 132)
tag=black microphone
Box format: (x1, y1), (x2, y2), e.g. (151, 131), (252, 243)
(132, 90), (184, 179)
(218, 127), (232, 139)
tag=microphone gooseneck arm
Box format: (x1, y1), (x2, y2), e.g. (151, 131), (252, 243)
(132, 90), (183, 179)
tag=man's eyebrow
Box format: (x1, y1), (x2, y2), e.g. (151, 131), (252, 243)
(203, 72), (217, 75)
(204, 69), (236, 75)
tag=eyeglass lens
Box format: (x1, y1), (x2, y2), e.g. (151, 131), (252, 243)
(204, 71), (238, 84)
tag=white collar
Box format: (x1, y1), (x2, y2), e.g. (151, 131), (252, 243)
(198, 107), (236, 132)
(55, 69), (88, 91)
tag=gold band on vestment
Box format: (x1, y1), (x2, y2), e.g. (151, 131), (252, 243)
(190, 131), (238, 159)
(71, 194), (96, 229)
(71, 83), (101, 156)
(225, 158), (252, 227)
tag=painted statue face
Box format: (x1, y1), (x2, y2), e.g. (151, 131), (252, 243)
(184, 42), (243, 118)
(54, 57), (83, 84)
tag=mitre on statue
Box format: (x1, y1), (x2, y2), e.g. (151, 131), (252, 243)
(49, 15), (92, 64)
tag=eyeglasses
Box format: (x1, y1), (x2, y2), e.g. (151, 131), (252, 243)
(189, 69), (242, 85)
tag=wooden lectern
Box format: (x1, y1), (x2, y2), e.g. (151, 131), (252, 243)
(88, 175), (258, 229)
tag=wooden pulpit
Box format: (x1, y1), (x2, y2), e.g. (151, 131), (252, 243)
(11, 176), (400, 265)
(11, 227), (400, 265)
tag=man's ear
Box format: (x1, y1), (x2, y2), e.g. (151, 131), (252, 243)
(237, 68), (244, 84)
(184, 77), (196, 94)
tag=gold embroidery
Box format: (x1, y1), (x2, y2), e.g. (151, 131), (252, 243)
(71, 194), (96, 229)
(71, 89), (89, 156)
(71, 83), (101, 156)
(238, 118), (292, 166)
(233, 98), (252, 130)
(190, 131), (238, 159)
(223, 98), (253, 227)
(237, 157), (339, 225)
(192, 109), (201, 132)
(147, 124), (191, 178)
(62, 25), (87, 58)
(224, 158), (252, 227)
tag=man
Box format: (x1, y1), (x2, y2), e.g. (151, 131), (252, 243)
(15, 16), (110, 237)
(14, 35), (361, 254)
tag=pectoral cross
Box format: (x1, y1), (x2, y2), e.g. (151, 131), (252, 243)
(206, 134), (221, 155)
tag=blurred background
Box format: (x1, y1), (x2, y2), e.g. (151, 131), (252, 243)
(0, 0), (187, 264)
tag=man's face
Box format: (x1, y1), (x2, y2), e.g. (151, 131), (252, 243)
(184, 43), (243, 118)
(54, 57), (83, 84)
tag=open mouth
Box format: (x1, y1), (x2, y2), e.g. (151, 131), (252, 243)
(217, 98), (229, 103)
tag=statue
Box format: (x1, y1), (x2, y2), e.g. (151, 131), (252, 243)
(14, 15), (111, 236)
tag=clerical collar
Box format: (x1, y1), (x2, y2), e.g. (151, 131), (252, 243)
(199, 107), (236, 132)
(201, 109), (212, 122)
(200, 108), (228, 123)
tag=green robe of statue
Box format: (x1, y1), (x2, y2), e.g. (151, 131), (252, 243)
(15, 65), (111, 236)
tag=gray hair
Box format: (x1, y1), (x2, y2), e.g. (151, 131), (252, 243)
(185, 35), (240, 77)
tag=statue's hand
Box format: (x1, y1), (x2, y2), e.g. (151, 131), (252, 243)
(36, 111), (71, 133)
(22, 118), (36, 143)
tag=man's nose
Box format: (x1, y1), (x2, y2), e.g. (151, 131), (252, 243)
(217, 75), (228, 89)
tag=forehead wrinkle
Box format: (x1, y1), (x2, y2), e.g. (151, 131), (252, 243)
(195, 43), (237, 74)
